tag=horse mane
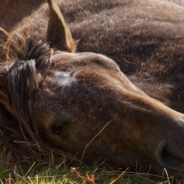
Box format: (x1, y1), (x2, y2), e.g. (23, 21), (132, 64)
(0, 35), (75, 165)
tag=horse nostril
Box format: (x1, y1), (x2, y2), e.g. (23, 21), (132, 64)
(155, 140), (184, 171)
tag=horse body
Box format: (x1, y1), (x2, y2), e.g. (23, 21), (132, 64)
(56, 0), (184, 112)
(0, 0), (184, 178)
(0, 0), (44, 31)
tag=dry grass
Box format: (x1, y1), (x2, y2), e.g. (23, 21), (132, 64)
(0, 163), (177, 184)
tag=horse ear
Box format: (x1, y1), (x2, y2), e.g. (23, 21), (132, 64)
(47, 0), (76, 52)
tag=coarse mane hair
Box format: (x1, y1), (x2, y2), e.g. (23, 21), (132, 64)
(0, 0), (78, 165)
(0, 37), (75, 165)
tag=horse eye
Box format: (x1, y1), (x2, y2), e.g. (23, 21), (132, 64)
(52, 121), (70, 135)
(52, 123), (63, 135)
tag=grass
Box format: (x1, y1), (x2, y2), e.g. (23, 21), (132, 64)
(0, 163), (176, 184)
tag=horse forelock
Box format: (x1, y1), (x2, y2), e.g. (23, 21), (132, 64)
(0, 39), (59, 164)
(6, 39), (52, 127)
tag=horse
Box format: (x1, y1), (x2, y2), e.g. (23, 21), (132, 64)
(0, 0), (184, 178)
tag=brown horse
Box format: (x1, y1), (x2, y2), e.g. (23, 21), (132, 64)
(0, 0), (184, 178)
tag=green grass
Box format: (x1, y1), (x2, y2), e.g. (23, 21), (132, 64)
(0, 163), (175, 184)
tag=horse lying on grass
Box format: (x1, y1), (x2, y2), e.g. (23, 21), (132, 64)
(0, 0), (184, 179)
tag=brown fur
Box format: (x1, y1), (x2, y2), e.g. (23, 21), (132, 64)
(58, 0), (184, 112)
(2, 0), (184, 111)
(1, 0), (184, 179)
